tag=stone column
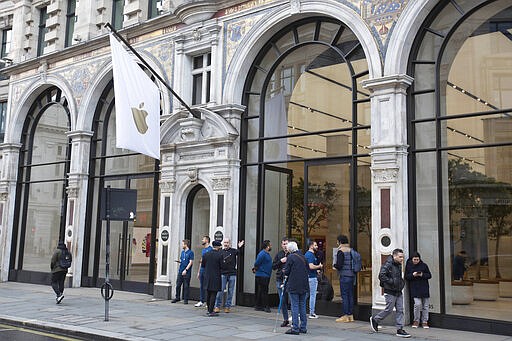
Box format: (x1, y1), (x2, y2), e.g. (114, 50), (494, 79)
(0, 143), (22, 282)
(154, 146), (177, 299)
(65, 130), (93, 287)
(362, 75), (413, 316)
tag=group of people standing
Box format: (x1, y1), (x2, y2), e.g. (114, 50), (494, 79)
(172, 235), (244, 317)
(167, 233), (432, 338)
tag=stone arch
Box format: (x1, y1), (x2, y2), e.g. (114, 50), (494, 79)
(384, 0), (437, 75)
(223, 0), (382, 104)
(9, 76), (76, 143)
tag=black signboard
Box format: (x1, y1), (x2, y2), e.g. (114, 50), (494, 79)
(214, 230), (223, 242)
(100, 188), (137, 221)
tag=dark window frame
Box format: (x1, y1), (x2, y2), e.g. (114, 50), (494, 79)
(65, 0), (76, 47)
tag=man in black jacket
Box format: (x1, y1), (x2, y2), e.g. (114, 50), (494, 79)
(272, 237), (290, 327)
(214, 238), (244, 313)
(370, 248), (411, 338)
(50, 241), (70, 304)
(203, 241), (223, 317)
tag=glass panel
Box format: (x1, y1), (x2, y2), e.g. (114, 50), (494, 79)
(189, 187), (210, 289)
(415, 152), (440, 313)
(263, 133), (353, 162)
(416, 30), (443, 62)
(430, 2), (460, 35)
(357, 101), (371, 126)
(415, 121), (436, 149)
(274, 31), (294, 54)
(356, 156), (372, 304)
(243, 166), (258, 292)
(246, 141), (259, 164)
(246, 116), (260, 140)
(22, 182), (64, 271)
(305, 162), (351, 305)
(414, 63), (436, 92)
(356, 128), (371, 155)
(413, 92), (435, 120)
(356, 71), (371, 100)
(444, 146), (512, 321)
(126, 177), (155, 282)
(263, 166), (291, 294)
(296, 22), (316, 42)
(318, 21), (341, 44)
(445, 114), (511, 148)
(454, 0), (484, 13)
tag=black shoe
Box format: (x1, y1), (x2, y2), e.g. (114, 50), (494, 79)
(183, 301), (188, 305)
(254, 307), (264, 311)
(171, 299), (180, 303)
(280, 320), (289, 327)
(300, 330), (307, 334)
(396, 329), (411, 338)
(285, 329), (300, 335)
(264, 307), (271, 313)
(370, 316), (379, 333)
(206, 312), (219, 317)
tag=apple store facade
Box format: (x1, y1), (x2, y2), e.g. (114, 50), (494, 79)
(0, 0), (510, 335)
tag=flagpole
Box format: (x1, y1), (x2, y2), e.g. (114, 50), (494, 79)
(105, 23), (199, 119)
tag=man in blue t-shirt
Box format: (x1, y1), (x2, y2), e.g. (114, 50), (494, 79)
(195, 235), (212, 307)
(304, 240), (323, 319)
(172, 239), (194, 304)
(253, 240), (273, 313)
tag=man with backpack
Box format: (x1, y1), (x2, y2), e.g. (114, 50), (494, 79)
(333, 234), (361, 323)
(50, 241), (72, 304)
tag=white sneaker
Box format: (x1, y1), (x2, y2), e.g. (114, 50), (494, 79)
(308, 314), (318, 319)
(194, 301), (204, 307)
(56, 295), (64, 304)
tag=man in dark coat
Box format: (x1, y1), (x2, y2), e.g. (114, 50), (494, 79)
(283, 241), (309, 335)
(405, 252), (432, 328)
(50, 241), (69, 304)
(272, 237), (290, 326)
(202, 240), (223, 316)
(370, 248), (411, 338)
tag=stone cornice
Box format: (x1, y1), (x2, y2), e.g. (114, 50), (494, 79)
(361, 74), (414, 92)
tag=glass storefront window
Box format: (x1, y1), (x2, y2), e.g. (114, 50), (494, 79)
(410, 0), (512, 322)
(241, 17), (370, 312)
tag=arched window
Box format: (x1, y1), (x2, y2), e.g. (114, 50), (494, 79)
(409, 0), (512, 324)
(240, 17), (372, 310)
(13, 87), (71, 280)
(84, 79), (160, 293)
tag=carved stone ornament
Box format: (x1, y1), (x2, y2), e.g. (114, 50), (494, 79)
(212, 177), (230, 190)
(159, 179), (176, 193)
(373, 168), (399, 183)
(66, 186), (79, 199)
(187, 168), (198, 184)
(0, 192), (7, 201)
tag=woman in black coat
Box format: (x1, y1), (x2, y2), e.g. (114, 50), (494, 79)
(405, 252), (432, 328)
(203, 241), (223, 316)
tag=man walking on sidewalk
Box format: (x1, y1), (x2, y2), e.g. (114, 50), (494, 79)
(50, 241), (71, 304)
(172, 239), (194, 304)
(370, 248), (411, 338)
(195, 235), (212, 307)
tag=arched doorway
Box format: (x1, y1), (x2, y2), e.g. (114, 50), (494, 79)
(10, 86), (71, 284)
(83, 79), (160, 293)
(239, 16), (372, 317)
(185, 185), (211, 297)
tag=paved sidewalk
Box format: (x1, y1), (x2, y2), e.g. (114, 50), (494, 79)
(0, 282), (510, 341)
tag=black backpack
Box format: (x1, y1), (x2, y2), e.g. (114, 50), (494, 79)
(59, 248), (72, 269)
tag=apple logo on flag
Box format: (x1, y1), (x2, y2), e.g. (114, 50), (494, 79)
(131, 102), (149, 134)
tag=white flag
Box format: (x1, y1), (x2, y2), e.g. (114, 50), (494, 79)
(109, 34), (160, 159)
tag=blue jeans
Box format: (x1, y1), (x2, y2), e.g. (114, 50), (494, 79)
(276, 280), (289, 321)
(215, 274), (236, 308)
(308, 277), (318, 315)
(340, 276), (354, 315)
(199, 269), (206, 302)
(289, 292), (307, 333)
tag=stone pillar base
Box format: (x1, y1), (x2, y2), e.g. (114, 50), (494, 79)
(154, 284), (173, 300)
